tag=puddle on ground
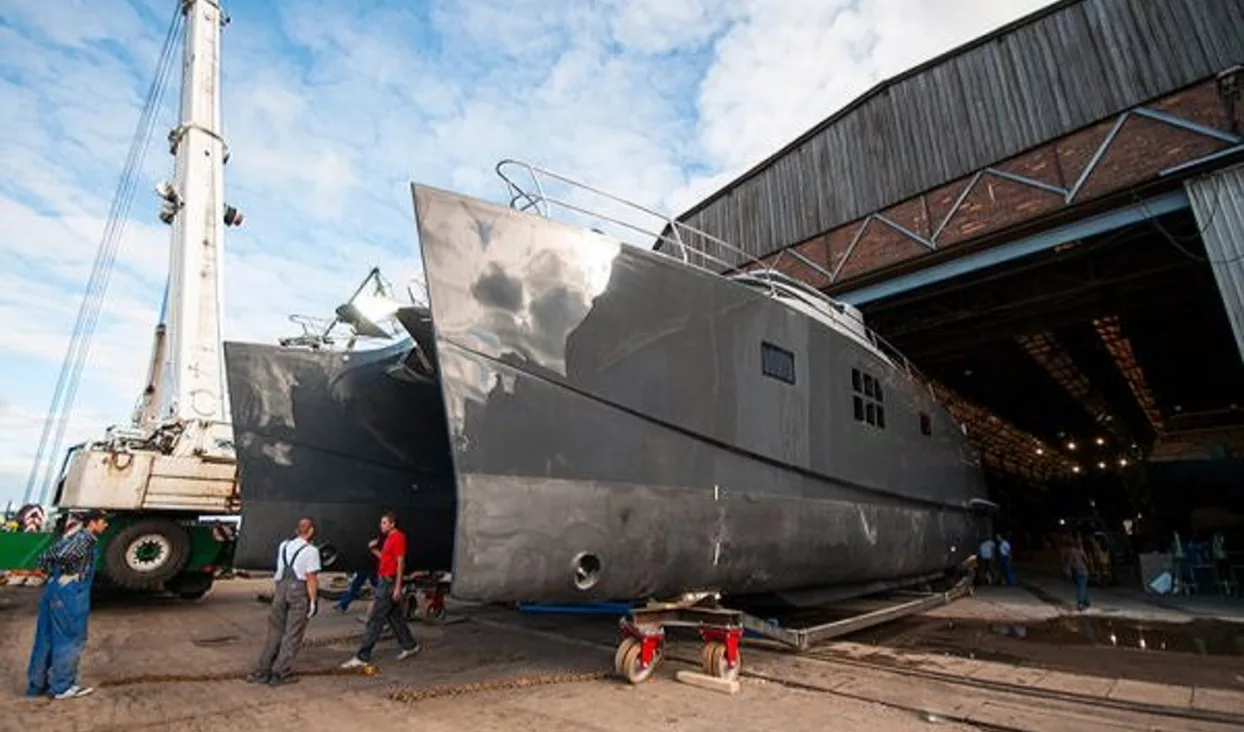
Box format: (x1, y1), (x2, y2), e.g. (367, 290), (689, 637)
(842, 616), (1244, 658)
(983, 617), (1244, 656)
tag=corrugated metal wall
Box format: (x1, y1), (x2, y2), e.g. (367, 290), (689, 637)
(678, 0), (1244, 261)
(1187, 164), (1244, 364)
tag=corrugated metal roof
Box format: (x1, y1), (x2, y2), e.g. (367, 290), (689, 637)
(1187, 163), (1244, 363)
(676, 0), (1244, 261)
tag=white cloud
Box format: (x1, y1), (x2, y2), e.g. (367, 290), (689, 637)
(0, 400), (118, 509)
(0, 0), (152, 51)
(0, 0), (1054, 505)
(604, 0), (740, 54)
(695, 0), (1053, 173)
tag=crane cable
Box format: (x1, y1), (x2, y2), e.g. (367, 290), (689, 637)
(22, 3), (186, 506)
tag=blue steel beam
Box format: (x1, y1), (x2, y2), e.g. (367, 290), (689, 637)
(837, 190), (1191, 307)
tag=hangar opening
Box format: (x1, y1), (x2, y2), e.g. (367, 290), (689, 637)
(852, 194), (1244, 579)
(667, 0), (1244, 596)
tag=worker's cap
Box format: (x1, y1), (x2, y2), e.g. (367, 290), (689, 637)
(80, 509), (110, 524)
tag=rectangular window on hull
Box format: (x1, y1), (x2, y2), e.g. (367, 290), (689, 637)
(851, 367), (886, 429)
(762, 342), (796, 384)
(920, 412), (932, 436)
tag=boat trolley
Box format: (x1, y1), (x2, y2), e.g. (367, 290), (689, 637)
(612, 574), (973, 684)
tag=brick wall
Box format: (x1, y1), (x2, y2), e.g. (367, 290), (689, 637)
(757, 79), (1240, 289)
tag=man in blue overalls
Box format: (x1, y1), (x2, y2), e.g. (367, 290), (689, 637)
(26, 509), (110, 700)
(248, 518), (321, 686)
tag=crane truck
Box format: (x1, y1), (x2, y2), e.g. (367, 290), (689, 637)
(0, 0), (242, 599)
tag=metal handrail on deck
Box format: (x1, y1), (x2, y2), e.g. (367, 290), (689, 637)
(496, 159), (781, 277)
(736, 269), (930, 387)
(492, 159), (930, 388)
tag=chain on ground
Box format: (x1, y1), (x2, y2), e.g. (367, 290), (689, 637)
(388, 670), (610, 703)
(98, 665), (371, 688)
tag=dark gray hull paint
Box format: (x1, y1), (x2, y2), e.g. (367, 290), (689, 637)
(223, 183), (988, 602)
(411, 184), (989, 603)
(223, 338), (456, 572)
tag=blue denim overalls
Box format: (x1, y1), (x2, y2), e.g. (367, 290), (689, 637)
(26, 546), (96, 697)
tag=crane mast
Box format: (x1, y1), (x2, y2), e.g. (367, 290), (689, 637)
(160, 0), (229, 437)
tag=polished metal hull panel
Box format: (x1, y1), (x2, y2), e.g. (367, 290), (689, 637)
(411, 184), (989, 603)
(223, 340), (455, 572)
(436, 340), (980, 602)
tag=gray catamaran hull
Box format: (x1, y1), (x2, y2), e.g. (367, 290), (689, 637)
(224, 338), (456, 572)
(225, 183), (990, 604)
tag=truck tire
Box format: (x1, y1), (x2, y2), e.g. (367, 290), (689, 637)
(103, 519), (191, 590)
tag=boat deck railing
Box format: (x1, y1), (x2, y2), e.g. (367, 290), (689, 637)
(734, 269), (932, 388)
(496, 159), (776, 276)
(493, 159), (932, 388)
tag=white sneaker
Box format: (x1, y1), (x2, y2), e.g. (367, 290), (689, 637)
(54, 685), (94, 700)
(396, 645), (421, 661)
(340, 657), (368, 669)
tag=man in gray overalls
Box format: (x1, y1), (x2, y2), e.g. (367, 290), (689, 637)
(248, 518), (321, 686)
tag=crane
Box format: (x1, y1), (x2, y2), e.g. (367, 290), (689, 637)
(4, 0), (243, 598)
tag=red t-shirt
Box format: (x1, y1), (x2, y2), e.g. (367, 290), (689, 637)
(378, 528), (406, 578)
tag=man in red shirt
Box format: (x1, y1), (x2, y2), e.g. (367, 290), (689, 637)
(341, 512), (420, 668)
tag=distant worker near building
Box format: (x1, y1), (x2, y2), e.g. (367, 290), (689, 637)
(1062, 536), (1091, 611)
(997, 533), (1016, 586)
(249, 518), (321, 686)
(978, 535), (997, 585)
(26, 509), (110, 700)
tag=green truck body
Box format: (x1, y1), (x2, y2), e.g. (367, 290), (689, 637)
(1, 513), (235, 599)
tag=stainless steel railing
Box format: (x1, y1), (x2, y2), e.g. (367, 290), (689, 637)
(493, 158), (930, 388)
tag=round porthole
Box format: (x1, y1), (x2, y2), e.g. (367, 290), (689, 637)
(571, 552), (602, 591)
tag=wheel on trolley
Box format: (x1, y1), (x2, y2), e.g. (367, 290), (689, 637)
(423, 600), (446, 621)
(614, 636), (661, 684)
(415, 588), (447, 621)
(701, 641), (740, 681)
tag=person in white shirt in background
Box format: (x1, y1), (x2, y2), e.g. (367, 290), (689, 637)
(248, 518), (321, 686)
(978, 536), (997, 585)
(997, 533), (1016, 586)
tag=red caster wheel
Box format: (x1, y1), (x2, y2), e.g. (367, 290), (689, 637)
(614, 636), (662, 684)
(701, 640), (740, 681)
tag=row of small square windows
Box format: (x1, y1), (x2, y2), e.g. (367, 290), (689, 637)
(850, 368), (932, 436)
(760, 344), (932, 436)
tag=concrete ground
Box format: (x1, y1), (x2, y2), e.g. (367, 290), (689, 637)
(2, 575), (1242, 732)
(0, 578), (970, 732)
(927, 568), (1244, 625)
(1016, 573), (1244, 623)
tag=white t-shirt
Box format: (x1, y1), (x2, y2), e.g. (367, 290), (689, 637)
(273, 537), (322, 581)
(979, 539), (996, 560)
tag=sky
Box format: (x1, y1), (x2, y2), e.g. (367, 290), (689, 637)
(0, 0), (1054, 508)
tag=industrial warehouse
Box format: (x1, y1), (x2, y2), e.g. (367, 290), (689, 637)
(1, 0), (1243, 730)
(669, 0), (1244, 587)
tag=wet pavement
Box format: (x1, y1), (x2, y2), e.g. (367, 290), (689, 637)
(722, 574), (1244, 693)
(845, 613), (1244, 657)
(984, 616), (1244, 656)
(833, 611), (1244, 690)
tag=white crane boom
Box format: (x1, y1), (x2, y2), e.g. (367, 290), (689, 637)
(161, 0), (229, 433)
(55, 0), (240, 516)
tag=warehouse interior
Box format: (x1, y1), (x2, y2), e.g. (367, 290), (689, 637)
(856, 199), (1244, 581)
